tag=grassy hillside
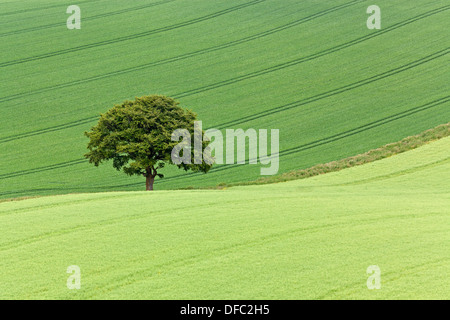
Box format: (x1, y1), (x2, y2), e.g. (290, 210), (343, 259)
(1, 0), (449, 198)
(0, 135), (449, 299)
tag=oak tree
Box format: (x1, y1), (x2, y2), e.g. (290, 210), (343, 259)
(84, 95), (211, 190)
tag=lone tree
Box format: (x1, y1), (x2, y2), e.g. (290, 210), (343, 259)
(84, 95), (212, 191)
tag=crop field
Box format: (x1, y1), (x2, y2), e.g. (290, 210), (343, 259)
(0, 0), (449, 301)
(0, 136), (449, 299)
(1, 0), (449, 198)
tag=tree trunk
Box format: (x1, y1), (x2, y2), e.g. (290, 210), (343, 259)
(146, 175), (155, 191)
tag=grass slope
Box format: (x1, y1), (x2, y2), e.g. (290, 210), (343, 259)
(0, 136), (449, 299)
(1, 0), (449, 198)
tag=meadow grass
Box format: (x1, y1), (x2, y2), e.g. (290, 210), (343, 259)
(0, 136), (449, 299)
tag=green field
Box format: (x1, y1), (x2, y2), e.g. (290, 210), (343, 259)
(1, 136), (449, 299)
(1, 0), (449, 198)
(1, 0), (449, 301)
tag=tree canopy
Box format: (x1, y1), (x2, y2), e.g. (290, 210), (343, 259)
(84, 95), (212, 190)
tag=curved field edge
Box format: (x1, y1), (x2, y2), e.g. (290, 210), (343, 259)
(2, 122), (449, 203)
(0, 135), (449, 299)
(193, 122), (450, 188)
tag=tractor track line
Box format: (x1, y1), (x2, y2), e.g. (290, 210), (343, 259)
(118, 95), (450, 186)
(0, 159), (86, 180)
(172, 5), (450, 99)
(0, 0), (267, 68)
(205, 96), (450, 175)
(214, 48), (449, 129)
(0, 0), (101, 17)
(0, 0), (362, 105)
(0, 0), (177, 38)
(0, 5), (445, 145)
(0, 53), (447, 182)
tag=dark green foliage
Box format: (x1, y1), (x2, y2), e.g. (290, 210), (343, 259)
(84, 95), (211, 190)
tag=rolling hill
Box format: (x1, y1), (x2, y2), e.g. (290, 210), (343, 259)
(0, 135), (449, 299)
(1, 0), (449, 198)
